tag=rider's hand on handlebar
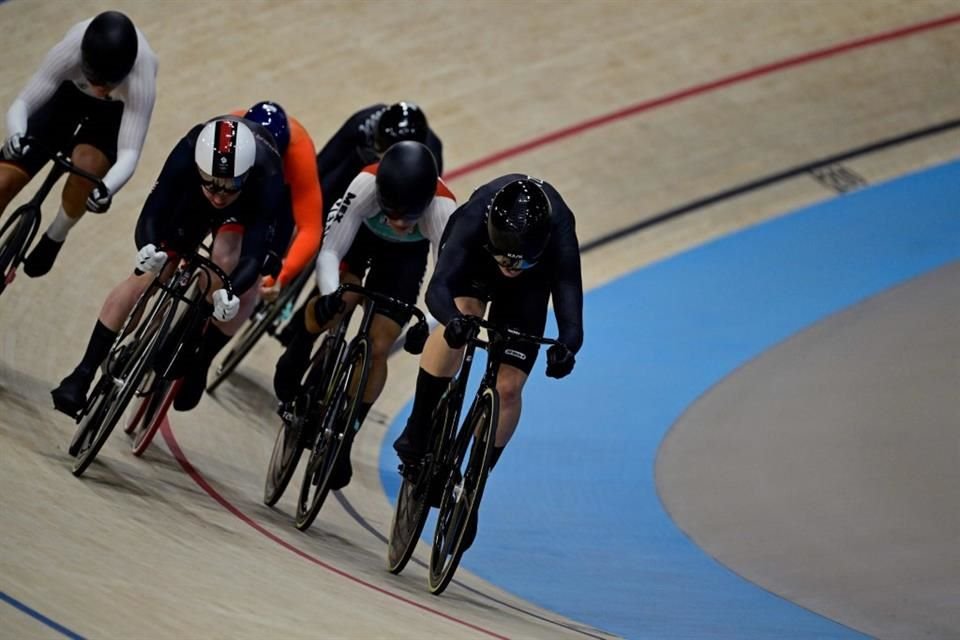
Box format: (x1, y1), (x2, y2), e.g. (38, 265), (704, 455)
(443, 314), (473, 349)
(545, 343), (575, 379)
(85, 185), (112, 214)
(2, 133), (29, 160)
(404, 320), (430, 354)
(312, 292), (344, 326)
(212, 289), (239, 322)
(259, 276), (282, 302)
(135, 243), (168, 273)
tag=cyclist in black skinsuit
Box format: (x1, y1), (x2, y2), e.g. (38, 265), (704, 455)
(393, 175), (584, 549)
(51, 116), (290, 416)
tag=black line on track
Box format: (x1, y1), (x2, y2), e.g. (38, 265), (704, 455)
(581, 117), (960, 253)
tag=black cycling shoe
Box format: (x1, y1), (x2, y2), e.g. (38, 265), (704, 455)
(273, 347), (310, 403)
(328, 434), (355, 490)
(51, 368), (94, 418)
(23, 234), (64, 278)
(328, 453), (353, 491)
(393, 430), (428, 467)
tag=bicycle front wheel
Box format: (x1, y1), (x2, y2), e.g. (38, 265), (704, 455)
(294, 338), (370, 531)
(386, 394), (455, 575)
(72, 299), (170, 477)
(0, 206), (37, 295)
(428, 386), (499, 595)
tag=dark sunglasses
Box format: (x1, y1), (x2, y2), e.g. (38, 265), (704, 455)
(491, 253), (538, 271)
(199, 174), (244, 195)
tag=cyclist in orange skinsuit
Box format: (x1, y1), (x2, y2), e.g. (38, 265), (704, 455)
(173, 101), (323, 411)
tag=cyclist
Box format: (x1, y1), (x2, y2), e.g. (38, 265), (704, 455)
(169, 101), (324, 411)
(276, 101), (443, 345)
(51, 116), (287, 417)
(273, 141), (456, 490)
(0, 11), (157, 277)
(393, 176), (584, 548)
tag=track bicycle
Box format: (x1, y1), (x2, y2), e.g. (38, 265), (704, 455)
(68, 248), (233, 476)
(0, 136), (107, 296)
(385, 315), (559, 595)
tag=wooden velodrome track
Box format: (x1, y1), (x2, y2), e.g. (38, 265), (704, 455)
(2, 1), (959, 638)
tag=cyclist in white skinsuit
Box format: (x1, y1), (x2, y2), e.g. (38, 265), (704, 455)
(0, 11), (157, 277)
(273, 140), (456, 491)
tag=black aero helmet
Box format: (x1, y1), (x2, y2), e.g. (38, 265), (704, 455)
(245, 101), (290, 155)
(81, 11), (138, 86)
(486, 179), (552, 270)
(374, 102), (428, 153)
(375, 141), (438, 222)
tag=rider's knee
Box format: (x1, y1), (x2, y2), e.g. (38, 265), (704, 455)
(0, 165), (29, 208)
(496, 372), (525, 408)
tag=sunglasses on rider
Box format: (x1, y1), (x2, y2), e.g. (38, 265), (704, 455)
(491, 253), (538, 272)
(198, 170), (245, 195)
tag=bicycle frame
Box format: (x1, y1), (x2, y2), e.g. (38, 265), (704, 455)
(292, 281), (428, 530)
(0, 136), (107, 294)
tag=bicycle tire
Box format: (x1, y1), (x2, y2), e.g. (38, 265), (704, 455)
(71, 297), (171, 477)
(386, 395), (454, 575)
(263, 335), (337, 507)
(130, 378), (180, 457)
(263, 420), (303, 507)
(428, 386), (499, 595)
(123, 370), (155, 435)
(294, 337), (370, 531)
(208, 266), (313, 392)
(67, 377), (112, 458)
(0, 207), (36, 295)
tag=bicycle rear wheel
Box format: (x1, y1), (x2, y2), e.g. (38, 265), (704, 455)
(387, 395), (455, 575)
(208, 266), (312, 391)
(294, 338), (370, 531)
(130, 378), (180, 457)
(428, 386), (498, 595)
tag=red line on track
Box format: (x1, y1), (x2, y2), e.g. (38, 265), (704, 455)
(158, 419), (509, 640)
(155, 13), (960, 639)
(442, 12), (960, 182)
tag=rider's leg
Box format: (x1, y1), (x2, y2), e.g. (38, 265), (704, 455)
(0, 164), (31, 215)
(492, 364), (529, 450)
(174, 229), (244, 411)
(393, 296), (486, 461)
(273, 271), (361, 403)
(51, 263), (175, 415)
(329, 312), (403, 491)
(24, 144), (109, 277)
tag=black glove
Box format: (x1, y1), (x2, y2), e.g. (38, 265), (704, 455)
(261, 250), (282, 278)
(403, 320), (429, 355)
(443, 314), (473, 349)
(86, 185), (112, 214)
(545, 344), (575, 379)
(312, 293), (343, 326)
